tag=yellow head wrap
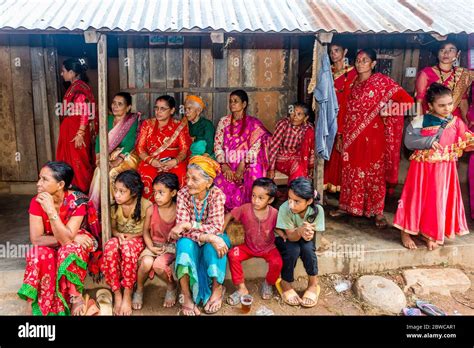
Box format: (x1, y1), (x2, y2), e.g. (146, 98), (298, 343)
(188, 155), (221, 179)
(185, 95), (205, 110)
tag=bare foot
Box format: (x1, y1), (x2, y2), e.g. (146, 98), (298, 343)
(70, 295), (85, 316)
(401, 232), (417, 249)
(301, 284), (319, 307)
(425, 239), (439, 251)
(132, 291), (143, 310)
(163, 284), (177, 308)
(113, 290), (122, 315)
(375, 214), (388, 229)
(120, 290), (133, 316)
(181, 294), (201, 316)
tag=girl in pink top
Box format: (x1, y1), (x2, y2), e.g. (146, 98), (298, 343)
(133, 173), (179, 310)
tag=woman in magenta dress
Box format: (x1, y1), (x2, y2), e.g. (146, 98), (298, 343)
(394, 83), (473, 250)
(214, 90), (271, 211)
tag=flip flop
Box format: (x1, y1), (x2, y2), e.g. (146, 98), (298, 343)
(227, 290), (242, 306)
(204, 286), (226, 314)
(70, 294), (86, 316)
(301, 285), (321, 308)
(84, 295), (100, 316)
(403, 307), (423, 316)
(416, 300), (446, 316)
(96, 289), (113, 316)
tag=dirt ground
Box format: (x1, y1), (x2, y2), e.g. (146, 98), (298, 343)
(84, 266), (474, 316)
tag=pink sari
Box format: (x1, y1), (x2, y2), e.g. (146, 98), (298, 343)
(468, 88), (474, 219)
(214, 115), (271, 211)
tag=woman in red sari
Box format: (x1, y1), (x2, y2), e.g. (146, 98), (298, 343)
(136, 95), (192, 200)
(324, 42), (358, 193)
(415, 40), (472, 124)
(17, 161), (101, 316)
(56, 58), (97, 193)
(267, 102), (315, 183)
(331, 49), (413, 228)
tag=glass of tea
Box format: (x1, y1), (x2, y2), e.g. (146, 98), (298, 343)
(240, 294), (253, 314)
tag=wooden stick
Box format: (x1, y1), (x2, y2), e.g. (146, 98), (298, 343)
(98, 33), (111, 243)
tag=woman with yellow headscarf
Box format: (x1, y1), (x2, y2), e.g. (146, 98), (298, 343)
(169, 155), (230, 315)
(184, 95), (216, 158)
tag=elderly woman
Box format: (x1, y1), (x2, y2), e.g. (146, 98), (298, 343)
(169, 156), (230, 316)
(89, 92), (140, 210)
(214, 89), (271, 211)
(17, 161), (101, 316)
(136, 95), (192, 199)
(184, 95), (216, 158)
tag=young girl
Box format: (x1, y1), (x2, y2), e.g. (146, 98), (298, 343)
(275, 177), (325, 308)
(133, 173), (179, 310)
(394, 83), (473, 250)
(101, 170), (152, 315)
(225, 178), (282, 305)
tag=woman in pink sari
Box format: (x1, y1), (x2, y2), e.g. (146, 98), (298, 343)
(214, 90), (271, 211)
(415, 40), (472, 123)
(17, 161), (101, 315)
(394, 83), (473, 250)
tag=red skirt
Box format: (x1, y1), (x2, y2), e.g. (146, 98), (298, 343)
(56, 116), (93, 193)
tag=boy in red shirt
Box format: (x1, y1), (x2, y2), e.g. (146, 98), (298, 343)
(224, 178), (283, 305)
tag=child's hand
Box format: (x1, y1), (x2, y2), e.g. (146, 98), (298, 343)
(432, 141), (443, 151)
(151, 246), (165, 255)
(117, 233), (127, 245)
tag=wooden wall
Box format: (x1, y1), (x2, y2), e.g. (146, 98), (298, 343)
(117, 35), (299, 132)
(0, 34), (60, 182)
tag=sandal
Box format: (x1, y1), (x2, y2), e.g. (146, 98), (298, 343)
(227, 290), (242, 306)
(375, 215), (388, 229)
(84, 294), (100, 316)
(403, 307), (423, 316)
(416, 300), (446, 316)
(301, 285), (320, 308)
(132, 291), (144, 310)
(163, 288), (177, 308)
(204, 286), (226, 314)
(260, 281), (273, 300)
(96, 289), (113, 316)
(275, 278), (301, 306)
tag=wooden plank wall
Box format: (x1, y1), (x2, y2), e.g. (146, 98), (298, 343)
(118, 35), (299, 131)
(0, 34), (60, 182)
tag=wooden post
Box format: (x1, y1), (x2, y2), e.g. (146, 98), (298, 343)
(97, 33), (111, 243)
(307, 35), (327, 203)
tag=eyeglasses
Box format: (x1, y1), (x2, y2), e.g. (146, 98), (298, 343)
(154, 106), (170, 112)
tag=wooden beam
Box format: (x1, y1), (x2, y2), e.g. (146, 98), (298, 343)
(310, 37), (326, 203)
(84, 30), (99, 44)
(97, 33), (111, 244)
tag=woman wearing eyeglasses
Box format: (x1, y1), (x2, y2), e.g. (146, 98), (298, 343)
(330, 48), (413, 229)
(136, 95), (192, 201)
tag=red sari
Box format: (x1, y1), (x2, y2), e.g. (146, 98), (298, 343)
(268, 118), (315, 183)
(56, 80), (96, 193)
(324, 66), (357, 192)
(340, 73), (413, 217)
(17, 191), (101, 316)
(394, 116), (471, 243)
(136, 118), (191, 199)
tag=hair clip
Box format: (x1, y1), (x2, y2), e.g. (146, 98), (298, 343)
(78, 58), (86, 65)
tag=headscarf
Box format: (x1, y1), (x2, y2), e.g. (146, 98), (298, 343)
(185, 95), (205, 110)
(188, 155), (220, 179)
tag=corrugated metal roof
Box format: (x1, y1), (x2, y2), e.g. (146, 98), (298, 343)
(0, 0), (472, 35)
